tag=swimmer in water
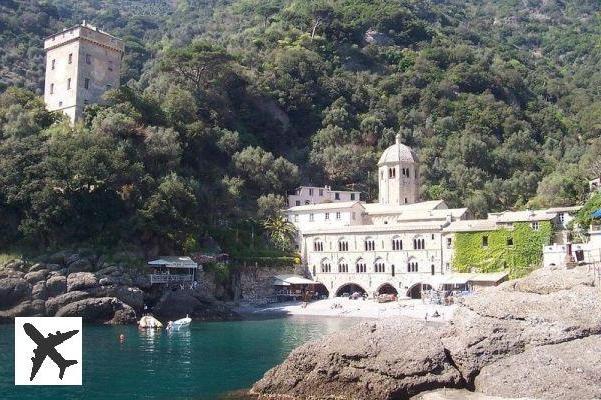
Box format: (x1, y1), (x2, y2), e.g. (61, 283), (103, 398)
(119, 334), (125, 343)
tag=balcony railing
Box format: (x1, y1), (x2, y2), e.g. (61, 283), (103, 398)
(150, 274), (193, 284)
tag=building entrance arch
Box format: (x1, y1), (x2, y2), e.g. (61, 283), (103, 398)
(335, 283), (367, 297)
(407, 283), (433, 299)
(377, 283), (398, 295)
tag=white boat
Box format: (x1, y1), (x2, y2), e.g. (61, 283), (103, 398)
(167, 314), (192, 331)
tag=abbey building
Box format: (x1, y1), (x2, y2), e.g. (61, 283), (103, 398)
(286, 135), (573, 298)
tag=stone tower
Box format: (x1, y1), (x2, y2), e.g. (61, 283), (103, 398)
(377, 134), (420, 205)
(44, 22), (124, 122)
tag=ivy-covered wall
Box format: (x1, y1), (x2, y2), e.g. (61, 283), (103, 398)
(452, 221), (553, 278)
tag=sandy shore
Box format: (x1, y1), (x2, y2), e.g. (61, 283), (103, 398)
(235, 298), (457, 321)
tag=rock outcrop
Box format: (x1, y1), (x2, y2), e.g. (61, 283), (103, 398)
(252, 265), (601, 399)
(253, 320), (463, 399)
(0, 253), (238, 324)
(474, 335), (601, 399)
(55, 297), (136, 324)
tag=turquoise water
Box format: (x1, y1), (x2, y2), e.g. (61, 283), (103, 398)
(0, 317), (358, 400)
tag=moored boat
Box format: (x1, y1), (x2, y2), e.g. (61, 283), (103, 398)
(167, 314), (192, 331)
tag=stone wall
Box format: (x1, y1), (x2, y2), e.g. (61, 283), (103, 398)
(239, 265), (306, 305)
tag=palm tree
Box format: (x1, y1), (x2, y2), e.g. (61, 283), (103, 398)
(262, 215), (297, 251)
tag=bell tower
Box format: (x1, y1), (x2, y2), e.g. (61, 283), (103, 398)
(377, 134), (420, 205)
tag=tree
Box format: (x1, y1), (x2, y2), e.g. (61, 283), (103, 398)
(262, 215), (297, 251)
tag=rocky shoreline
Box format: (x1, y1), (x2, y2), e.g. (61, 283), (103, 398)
(251, 265), (601, 399)
(0, 252), (239, 324)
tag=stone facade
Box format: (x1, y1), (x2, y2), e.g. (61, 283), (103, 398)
(44, 22), (124, 122)
(239, 265), (305, 305)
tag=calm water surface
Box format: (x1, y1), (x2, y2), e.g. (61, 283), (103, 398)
(0, 316), (359, 400)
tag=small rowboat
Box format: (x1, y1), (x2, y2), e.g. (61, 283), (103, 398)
(166, 314), (192, 331)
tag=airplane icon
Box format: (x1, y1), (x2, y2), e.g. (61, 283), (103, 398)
(23, 323), (79, 381)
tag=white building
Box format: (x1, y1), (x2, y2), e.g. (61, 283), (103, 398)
(286, 135), (581, 298)
(286, 135), (480, 298)
(287, 186), (361, 207)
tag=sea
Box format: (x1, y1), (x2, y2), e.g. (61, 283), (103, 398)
(0, 316), (359, 400)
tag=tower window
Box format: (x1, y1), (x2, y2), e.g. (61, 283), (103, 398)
(50, 83), (54, 94)
(58, 101), (63, 107)
(325, 212), (329, 220)
(335, 192), (340, 200)
(68, 53), (73, 64)
(84, 78), (90, 89)
(85, 54), (91, 64)
(336, 212), (341, 220)
(309, 188), (313, 196)
(350, 193), (355, 201)
(67, 78), (71, 90)
(51, 59), (55, 70)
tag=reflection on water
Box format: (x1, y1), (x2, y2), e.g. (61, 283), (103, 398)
(0, 316), (360, 400)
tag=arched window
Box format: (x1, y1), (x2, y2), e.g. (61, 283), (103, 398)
(431, 264), (435, 275)
(338, 258), (349, 273)
(392, 236), (403, 250)
(364, 237), (375, 251)
(407, 259), (418, 272)
(374, 258), (385, 273)
(320, 258), (331, 273)
(338, 238), (349, 252)
(313, 239), (324, 252)
(413, 237), (425, 250)
(356, 258), (367, 273)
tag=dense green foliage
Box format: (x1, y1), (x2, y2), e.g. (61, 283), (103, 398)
(1, 0), (601, 255)
(452, 221), (553, 278)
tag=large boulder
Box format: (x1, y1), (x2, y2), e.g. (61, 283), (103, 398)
(66, 272), (98, 292)
(55, 297), (136, 324)
(0, 268), (25, 279)
(45, 291), (90, 316)
(46, 275), (67, 297)
(4, 259), (28, 272)
(0, 278), (31, 309)
(0, 300), (45, 318)
(28, 263), (47, 272)
(475, 335), (601, 399)
(511, 265), (595, 294)
(252, 320), (463, 400)
(24, 269), (49, 284)
(86, 285), (144, 311)
(443, 284), (601, 380)
(31, 282), (48, 301)
(67, 258), (94, 273)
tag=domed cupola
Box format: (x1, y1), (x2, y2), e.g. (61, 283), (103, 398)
(377, 134), (420, 205)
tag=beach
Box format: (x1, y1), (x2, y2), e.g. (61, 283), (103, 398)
(236, 298), (457, 321)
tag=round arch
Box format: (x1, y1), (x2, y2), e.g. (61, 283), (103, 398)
(335, 283), (367, 297)
(377, 283), (398, 295)
(407, 283), (433, 299)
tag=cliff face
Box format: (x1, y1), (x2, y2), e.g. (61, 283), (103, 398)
(251, 266), (601, 400)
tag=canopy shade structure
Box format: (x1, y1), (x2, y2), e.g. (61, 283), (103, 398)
(273, 274), (320, 286)
(591, 209), (601, 219)
(148, 256), (198, 269)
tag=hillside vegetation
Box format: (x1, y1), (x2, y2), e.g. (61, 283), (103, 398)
(1, 0), (601, 255)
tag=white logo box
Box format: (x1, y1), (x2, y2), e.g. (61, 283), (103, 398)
(14, 317), (82, 385)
